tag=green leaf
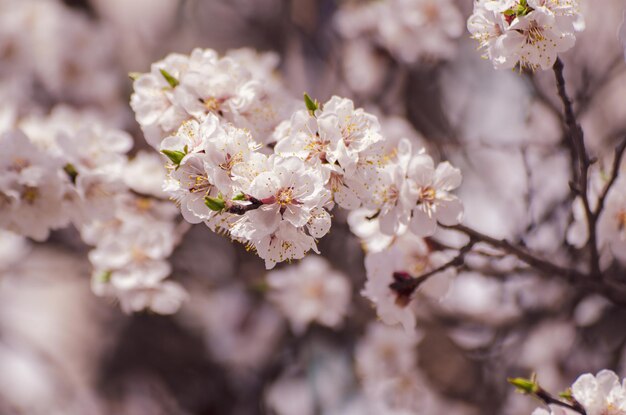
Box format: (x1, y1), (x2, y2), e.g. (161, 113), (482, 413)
(559, 388), (574, 401)
(232, 193), (246, 201)
(63, 163), (78, 183)
(98, 271), (112, 283)
(161, 149), (186, 165)
(128, 72), (142, 81)
(503, 9), (516, 16)
(304, 92), (319, 115)
(508, 377), (539, 394)
(159, 68), (180, 88)
(205, 196), (225, 212)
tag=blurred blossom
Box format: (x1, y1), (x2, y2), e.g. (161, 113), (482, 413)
(267, 256), (351, 334)
(335, 0), (464, 64)
(185, 285), (285, 370)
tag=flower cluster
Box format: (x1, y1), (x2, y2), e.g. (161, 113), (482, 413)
(0, 106), (187, 314)
(84, 194), (187, 315)
(266, 256), (351, 334)
(361, 231), (456, 331)
(130, 48), (294, 148)
(131, 48), (465, 271)
(335, 0), (464, 64)
(356, 323), (431, 413)
(0, 0), (119, 108)
(468, 0), (584, 70)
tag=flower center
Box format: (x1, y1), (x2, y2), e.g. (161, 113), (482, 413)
(305, 138), (329, 162)
(10, 157), (29, 172)
(219, 152), (243, 174)
(189, 174), (212, 194)
(418, 186), (436, 204)
(524, 21), (546, 45)
(382, 185), (400, 205)
(276, 187), (294, 206)
(136, 197), (153, 212)
(203, 96), (221, 112)
(21, 186), (38, 204)
(409, 253), (430, 275)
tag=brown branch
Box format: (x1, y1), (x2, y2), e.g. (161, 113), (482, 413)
(595, 138), (626, 217)
(535, 389), (586, 415)
(444, 223), (586, 281)
(553, 57), (600, 276)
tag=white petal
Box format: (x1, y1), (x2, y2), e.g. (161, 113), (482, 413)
(436, 197), (464, 226)
(410, 207), (437, 237)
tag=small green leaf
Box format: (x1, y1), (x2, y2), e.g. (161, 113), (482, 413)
(161, 149), (186, 165)
(160, 68), (180, 88)
(232, 193), (246, 201)
(304, 92), (319, 115)
(205, 196), (225, 212)
(128, 72), (142, 81)
(63, 163), (78, 183)
(98, 271), (112, 283)
(508, 377), (539, 394)
(559, 388), (574, 401)
(503, 9), (516, 16)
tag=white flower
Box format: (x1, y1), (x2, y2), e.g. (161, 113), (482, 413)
(196, 285), (284, 369)
(597, 178), (626, 264)
(123, 150), (169, 198)
(130, 52), (190, 148)
(250, 221), (320, 270)
(0, 230), (29, 272)
(407, 153), (463, 236)
(347, 208), (398, 253)
(364, 139), (416, 236)
(335, 0), (464, 64)
(318, 96), (383, 169)
(571, 370), (626, 415)
(266, 375), (315, 415)
(468, 0), (584, 70)
(238, 156), (330, 237)
(467, 4), (510, 67)
(118, 281), (188, 315)
(276, 96), (382, 166)
(85, 196), (185, 314)
(394, 232), (455, 299)
(356, 322), (420, 383)
(267, 256), (351, 334)
(362, 247), (418, 331)
(376, 0), (464, 63)
(164, 153), (223, 225)
(0, 130), (71, 241)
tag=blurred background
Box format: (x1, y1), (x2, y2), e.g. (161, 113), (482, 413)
(1, 0), (626, 414)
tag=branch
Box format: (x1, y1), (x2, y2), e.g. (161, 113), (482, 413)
(535, 389), (587, 415)
(595, 138), (626, 217)
(444, 223), (586, 281)
(553, 57), (600, 276)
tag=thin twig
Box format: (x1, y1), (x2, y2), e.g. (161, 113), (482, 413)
(390, 240), (476, 294)
(536, 389), (587, 415)
(595, 138), (626, 217)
